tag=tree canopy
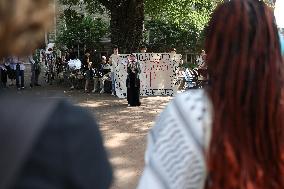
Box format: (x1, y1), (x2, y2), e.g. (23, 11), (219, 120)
(57, 0), (275, 53)
(144, 0), (221, 52)
(56, 8), (108, 50)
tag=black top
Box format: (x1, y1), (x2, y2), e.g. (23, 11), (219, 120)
(5, 99), (112, 189)
(91, 53), (101, 70)
(81, 55), (90, 70)
(69, 52), (77, 60)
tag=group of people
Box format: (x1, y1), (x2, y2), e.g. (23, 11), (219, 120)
(3, 0), (284, 189)
(78, 46), (143, 106)
(0, 46), (66, 90)
(0, 54), (41, 90)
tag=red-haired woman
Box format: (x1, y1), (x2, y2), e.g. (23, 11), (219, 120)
(137, 0), (284, 189)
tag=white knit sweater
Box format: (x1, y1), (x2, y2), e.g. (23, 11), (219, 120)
(137, 90), (212, 189)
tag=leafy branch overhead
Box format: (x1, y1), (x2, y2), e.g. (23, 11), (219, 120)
(56, 7), (108, 50)
(57, 0), (275, 53)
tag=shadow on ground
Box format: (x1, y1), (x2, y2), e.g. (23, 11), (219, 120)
(72, 92), (172, 189)
(3, 64), (172, 189)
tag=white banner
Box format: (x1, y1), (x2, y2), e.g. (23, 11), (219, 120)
(113, 53), (181, 98)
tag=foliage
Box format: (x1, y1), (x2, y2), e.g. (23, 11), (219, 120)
(56, 8), (109, 50)
(57, 0), (275, 53)
(145, 20), (199, 52)
(59, 0), (144, 53)
(144, 0), (220, 52)
(144, 0), (274, 53)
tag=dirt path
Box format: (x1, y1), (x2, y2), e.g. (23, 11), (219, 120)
(73, 92), (171, 189)
(5, 65), (172, 189)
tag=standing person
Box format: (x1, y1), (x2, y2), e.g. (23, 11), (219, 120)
(0, 59), (7, 88)
(7, 57), (17, 86)
(92, 56), (105, 93)
(91, 50), (101, 93)
(15, 57), (25, 90)
(198, 50), (207, 69)
(30, 50), (41, 88)
(82, 50), (92, 93)
(126, 54), (141, 106)
(45, 48), (55, 85)
(137, 1), (284, 189)
(109, 46), (119, 96)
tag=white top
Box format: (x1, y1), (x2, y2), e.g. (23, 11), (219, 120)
(137, 89), (212, 189)
(110, 54), (120, 72)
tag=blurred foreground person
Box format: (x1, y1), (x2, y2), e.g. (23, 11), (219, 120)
(137, 1), (284, 189)
(0, 0), (112, 189)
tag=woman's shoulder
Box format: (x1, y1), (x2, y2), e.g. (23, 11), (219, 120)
(152, 89), (212, 150)
(144, 89), (211, 189)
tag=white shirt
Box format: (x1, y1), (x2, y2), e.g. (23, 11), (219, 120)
(110, 54), (120, 72)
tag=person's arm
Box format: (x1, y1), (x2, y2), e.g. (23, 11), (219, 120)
(29, 56), (35, 64)
(127, 61), (132, 74)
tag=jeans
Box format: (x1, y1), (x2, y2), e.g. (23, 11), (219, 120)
(16, 69), (24, 88)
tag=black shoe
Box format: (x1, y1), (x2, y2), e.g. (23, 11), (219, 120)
(35, 84), (41, 86)
(30, 84), (33, 88)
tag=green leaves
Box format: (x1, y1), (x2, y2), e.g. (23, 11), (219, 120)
(144, 0), (219, 52)
(56, 8), (109, 50)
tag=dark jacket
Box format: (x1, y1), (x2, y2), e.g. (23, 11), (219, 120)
(0, 95), (113, 189)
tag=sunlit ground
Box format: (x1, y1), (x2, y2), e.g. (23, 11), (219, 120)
(75, 94), (172, 189)
(5, 64), (172, 189)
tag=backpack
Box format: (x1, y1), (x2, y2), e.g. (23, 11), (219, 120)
(0, 95), (58, 189)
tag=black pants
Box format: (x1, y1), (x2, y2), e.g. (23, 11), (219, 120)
(16, 69), (24, 88)
(0, 69), (7, 87)
(31, 64), (40, 86)
(127, 73), (141, 106)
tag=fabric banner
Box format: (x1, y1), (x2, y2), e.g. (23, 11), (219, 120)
(112, 53), (181, 98)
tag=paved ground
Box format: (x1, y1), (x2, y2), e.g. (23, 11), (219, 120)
(5, 64), (172, 189)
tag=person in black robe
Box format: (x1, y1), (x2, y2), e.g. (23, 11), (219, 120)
(127, 54), (141, 106)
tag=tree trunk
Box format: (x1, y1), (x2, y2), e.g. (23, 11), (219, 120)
(110, 0), (144, 53)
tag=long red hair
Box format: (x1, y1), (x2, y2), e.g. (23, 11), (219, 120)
(205, 0), (284, 188)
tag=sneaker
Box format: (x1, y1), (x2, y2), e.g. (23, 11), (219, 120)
(30, 84), (33, 88)
(128, 104), (130, 107)
(70, 86), (75, 90)
(92, 89), (96, 93)
(21, 87), (25, 90)
(111, 92), (115, 96)
(100, 89), (104, 94)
